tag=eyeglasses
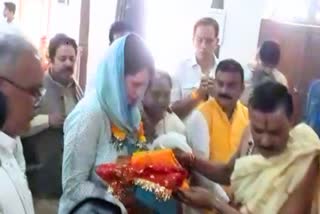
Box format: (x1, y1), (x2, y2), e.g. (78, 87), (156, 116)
(0, 76), (46, 105)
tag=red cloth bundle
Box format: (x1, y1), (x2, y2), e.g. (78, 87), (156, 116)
(96, 149), (189, 201)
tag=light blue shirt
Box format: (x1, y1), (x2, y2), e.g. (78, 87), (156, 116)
(58, 92), (127, 214)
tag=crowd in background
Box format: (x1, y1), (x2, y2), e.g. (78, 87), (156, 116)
(1, 1), (320, 214)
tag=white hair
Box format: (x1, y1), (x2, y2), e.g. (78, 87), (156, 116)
(0, 33), (37, 78)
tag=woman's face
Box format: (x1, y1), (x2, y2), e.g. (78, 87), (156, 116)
(125, 68), (150, 105)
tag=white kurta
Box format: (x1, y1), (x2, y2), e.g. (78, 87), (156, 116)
(0, 132), (34, 214)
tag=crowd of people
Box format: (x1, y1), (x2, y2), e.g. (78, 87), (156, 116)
(1, 2), (320, 214)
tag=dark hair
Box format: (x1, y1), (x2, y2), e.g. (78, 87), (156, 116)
(259, 41), (281, 67)
(249, 81), (293, 118)
(193, 17), (219, 37)
(4, 2), (16, 14)
(48, 34), (77, 61)
(215, 59), (244, 83)
(124, 34), (155, 76)
(0, 91), (7, 129)
(69, 198), (121, 214)
(152, 71), (172, 88)
(109, 21), (132, 44)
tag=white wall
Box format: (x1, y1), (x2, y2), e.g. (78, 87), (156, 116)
(144, 0), (269, 74)
(219, 0), (269, 65)
(84, 0), (270, 91)
(0, 0), (19, 23)
(145, 0), (212, 73)
(48, 0), (81, 42)
(85, 0), (118, 93)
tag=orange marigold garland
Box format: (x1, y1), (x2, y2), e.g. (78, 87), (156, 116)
(111, 122), (147, 151)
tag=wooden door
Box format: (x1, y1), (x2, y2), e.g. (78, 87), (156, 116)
(259, 19), (320, 123)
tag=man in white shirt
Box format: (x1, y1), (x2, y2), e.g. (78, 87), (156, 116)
(0, 2), (21, 35)
(171, 17), (219, 119)
(0, 34), (44, 214)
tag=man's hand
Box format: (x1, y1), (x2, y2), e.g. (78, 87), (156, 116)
(175, 187), (215, 209)
(207, 77), (215, 97)
(196, 77), (210, 100)
(49, 113), (65, 128)
(173, 149), (194, 169)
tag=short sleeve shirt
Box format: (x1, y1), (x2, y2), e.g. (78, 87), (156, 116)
(171, 55), (218, 103)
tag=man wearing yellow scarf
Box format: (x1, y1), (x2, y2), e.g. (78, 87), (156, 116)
(187, 59), (248, 163)
(176, 81), (320, 214)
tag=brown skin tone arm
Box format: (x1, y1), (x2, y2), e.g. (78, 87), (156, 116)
(177, 159), (319, 214)
(176, 187), (241, 213)
(174, 148), (236, 185)
(171, 95), (204, 119)
(174, 147), (238, 185)
(188, 145), (318, 214)
(190, 154), (237, 185)
(171, 77), (210, 119)
(211, 198), (241, 214)
(188, 126), (250, 185)
(278, 158), (318, 214)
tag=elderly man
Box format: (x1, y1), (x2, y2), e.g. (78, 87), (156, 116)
(0, 34), (44, 214)
(176, 81), (320, 213)
(21, 34), (83, 213)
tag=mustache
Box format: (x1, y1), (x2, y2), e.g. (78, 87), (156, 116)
(258, 145), (275, 152)
(218, 93), (232, 99)
(63, 67), (74, 72)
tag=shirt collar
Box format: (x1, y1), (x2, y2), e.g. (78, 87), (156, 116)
(48, 70), (74, 89)
(0, 131), (17, 154)
(189, 54), (219, 69)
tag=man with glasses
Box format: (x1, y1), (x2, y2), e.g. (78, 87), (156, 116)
(0, 33), (43, 214)
(21, 34), (83, 213)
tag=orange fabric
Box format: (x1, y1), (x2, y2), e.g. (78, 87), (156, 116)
(198, 99), (249, 163)
(96, 149), (190, 199)
(132, 149), (189, 189)
(132, 149), (180, 168)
